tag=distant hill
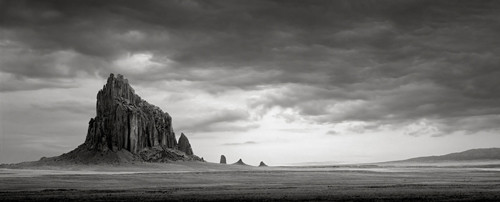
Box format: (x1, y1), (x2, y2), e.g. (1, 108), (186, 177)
(396, 148), (500, 163)
(233, 159), (249, 166)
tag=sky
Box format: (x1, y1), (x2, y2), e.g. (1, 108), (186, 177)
(1, 0), (500, 165)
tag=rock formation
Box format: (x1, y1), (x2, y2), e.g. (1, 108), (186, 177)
(84, 74), (177, 153)
(178, 133), (193, 155)
(55, 73), (202, 164)
(259, 161), (268, 167)
(220, 155), (227, 164)
(233, 159), (248, 166)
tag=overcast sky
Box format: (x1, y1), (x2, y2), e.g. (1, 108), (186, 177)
(1, 0), (500, 165)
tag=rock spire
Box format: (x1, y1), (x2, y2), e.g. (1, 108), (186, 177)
(178, 133), (193, 155)
(220, 155), (227, 164)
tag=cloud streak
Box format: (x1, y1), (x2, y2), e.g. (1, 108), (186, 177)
(222, 141), (258, 146)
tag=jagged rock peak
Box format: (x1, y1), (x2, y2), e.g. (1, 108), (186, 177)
(178, 133), (194, 155)
(259, 161), (268, 167)
(84, 73), (178, 155)
(220, 155), (227, 164)
(97, 74), (138, 116)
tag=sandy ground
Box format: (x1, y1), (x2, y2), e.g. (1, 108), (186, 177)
(1, 162), (500, 201)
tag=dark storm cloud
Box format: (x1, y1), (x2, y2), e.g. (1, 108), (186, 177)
(1, 0), (500, 135)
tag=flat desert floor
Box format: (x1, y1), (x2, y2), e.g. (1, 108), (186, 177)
(1, 162), (500, 201)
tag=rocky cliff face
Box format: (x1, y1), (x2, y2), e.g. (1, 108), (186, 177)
(84, 74), (178, 154)
(60, 73), (202, 163)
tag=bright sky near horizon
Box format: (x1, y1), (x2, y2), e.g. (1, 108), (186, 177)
(1, 0), (500, 165)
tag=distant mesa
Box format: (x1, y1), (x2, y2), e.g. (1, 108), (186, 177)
(233, 159), (248, 166)
(37, 73), (202, 164)
(220, 155), (227, 164)
(259, 161), (268, 167)
(393, 148), (500, 163)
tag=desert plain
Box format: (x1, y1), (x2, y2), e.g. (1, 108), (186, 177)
(1, 162), (500, 201)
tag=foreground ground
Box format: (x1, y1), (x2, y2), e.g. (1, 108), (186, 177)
(1, 162), (500, 201)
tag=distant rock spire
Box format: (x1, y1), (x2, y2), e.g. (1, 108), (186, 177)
(220, 155), (227, 164)
(259, 161), (268, 167)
